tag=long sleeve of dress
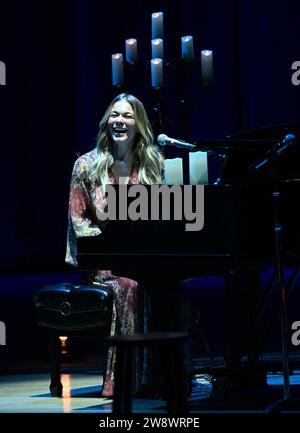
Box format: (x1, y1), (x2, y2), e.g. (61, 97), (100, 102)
(65, 155), (101, 267)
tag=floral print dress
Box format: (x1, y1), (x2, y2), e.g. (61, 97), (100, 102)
(66, 148), (142, 397)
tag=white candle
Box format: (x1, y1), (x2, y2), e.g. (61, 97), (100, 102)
(189, 151), (208, 185)
(111, 53), (124, 85)
(151, 38), (164, 59)
(125, 38), (137, 62)
(151, 58), (163, 87)
(0, 61), (6, 85)
(181, 36), (194, 60)
(201, 50), (213, 83)
(152, 12), (163, 39)
(164, 158), (184, 185)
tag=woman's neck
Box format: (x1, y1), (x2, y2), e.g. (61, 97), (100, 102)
(112, 149), (134, 184)
(113, 143), (134, 169)
(114, 148), (133, 164)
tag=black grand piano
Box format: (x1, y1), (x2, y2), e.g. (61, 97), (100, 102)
(77, 124), (300, 390)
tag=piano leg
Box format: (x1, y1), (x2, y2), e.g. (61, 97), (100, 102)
(144, 277), (189, 333)
(223, 268), (266, 392)
(245, 267), (267, 388)
(224, 270), (243, 379)
(142, 277), (191, 398)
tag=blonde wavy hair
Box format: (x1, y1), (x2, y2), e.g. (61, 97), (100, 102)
(93, 93), (164, 185)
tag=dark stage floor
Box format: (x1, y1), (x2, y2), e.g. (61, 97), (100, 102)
(1, 353), (300, 414)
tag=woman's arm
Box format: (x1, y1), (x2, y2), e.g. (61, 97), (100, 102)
(66, 156), (101, 267)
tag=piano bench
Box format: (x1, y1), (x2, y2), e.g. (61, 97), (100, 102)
(33, 282), (114, 397)
(107, 332), (189, 414)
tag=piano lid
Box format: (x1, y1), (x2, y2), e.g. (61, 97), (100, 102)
(193, 124), (300, 185)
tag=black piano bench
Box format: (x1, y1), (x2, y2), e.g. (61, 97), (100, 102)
(107, 332), (189, 414)
(34, 282), (114, 397)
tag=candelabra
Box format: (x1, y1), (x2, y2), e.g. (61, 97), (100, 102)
(110, 11), (213, 134)
(110, 11), (214, 185)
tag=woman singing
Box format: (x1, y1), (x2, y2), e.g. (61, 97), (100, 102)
(66, 93), (164, 397)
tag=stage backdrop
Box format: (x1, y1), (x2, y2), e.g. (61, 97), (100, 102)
(0, 0), (299, 272)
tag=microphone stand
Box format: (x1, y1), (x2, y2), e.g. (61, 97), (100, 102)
(264, 187), (291, 412)
(248, 150), (294, 413)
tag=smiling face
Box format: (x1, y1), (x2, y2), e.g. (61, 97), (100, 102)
(108, 100), (137, 147)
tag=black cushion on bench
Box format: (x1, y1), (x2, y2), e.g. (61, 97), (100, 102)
(34, 282), (114, 332)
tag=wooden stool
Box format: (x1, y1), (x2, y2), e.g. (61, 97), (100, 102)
(107, 332), (189, 414)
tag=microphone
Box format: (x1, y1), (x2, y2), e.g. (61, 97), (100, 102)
(157, 133), (197, 150)
(249, 133), (296, 172)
